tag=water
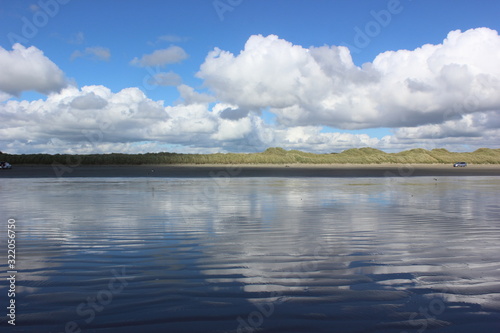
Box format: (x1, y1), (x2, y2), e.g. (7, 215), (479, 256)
(0, 176), (499, 332)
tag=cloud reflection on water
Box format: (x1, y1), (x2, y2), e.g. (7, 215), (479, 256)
(0, 176), (499, 331)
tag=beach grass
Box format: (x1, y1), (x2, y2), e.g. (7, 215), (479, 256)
(1, 147), (500, 165)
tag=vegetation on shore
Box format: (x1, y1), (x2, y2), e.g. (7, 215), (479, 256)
(2, 147), (500, 165)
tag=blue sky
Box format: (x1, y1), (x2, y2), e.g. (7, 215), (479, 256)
(1, 0), (500, 154)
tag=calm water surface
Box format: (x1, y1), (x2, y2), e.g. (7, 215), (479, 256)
(0, 176), (499, 332)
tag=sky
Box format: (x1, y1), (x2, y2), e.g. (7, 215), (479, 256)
(1, 0), (500, 155)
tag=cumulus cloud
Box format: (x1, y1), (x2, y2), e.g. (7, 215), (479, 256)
(0, 83), (384, 154)
(1, 85), (499, 155)
(130, 46), (188, 67)
(71, 46), (111, 61)
(2, 85), (500, 154)
(198, 28), (500, 130)
(0, 44), (67, 96)
(392, 111), (500, 148)
(0, 85), (241, 154)
(0, 86), (168, 151)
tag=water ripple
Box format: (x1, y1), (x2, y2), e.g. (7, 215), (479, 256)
(0, 177), (499, 332)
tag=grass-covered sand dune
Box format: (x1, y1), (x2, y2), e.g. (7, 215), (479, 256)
(2, 147), (500, 165)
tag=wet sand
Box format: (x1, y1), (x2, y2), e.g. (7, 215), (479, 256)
(1, 164), (500, 178)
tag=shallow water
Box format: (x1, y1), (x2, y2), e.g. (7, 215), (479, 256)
(0, 176), (499, 332)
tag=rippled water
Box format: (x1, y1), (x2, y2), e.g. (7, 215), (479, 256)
(1, 176), (499, 332)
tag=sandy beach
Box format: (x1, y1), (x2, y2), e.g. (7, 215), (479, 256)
(1, 164), (500, 178)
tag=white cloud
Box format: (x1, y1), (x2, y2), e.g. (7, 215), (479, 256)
(71, 46), (111, 61)
(392, 111), (500, 149)
(0, 86), (166, 152)
(198, 28), (500, 130)
(0, 84), (372, 154)
(130, 46), (188, 67)
(0, 44), (67, 96)
(1, 83), (500, 155)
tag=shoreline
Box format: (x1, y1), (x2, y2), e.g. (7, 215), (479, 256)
(1, 164), (500, 178)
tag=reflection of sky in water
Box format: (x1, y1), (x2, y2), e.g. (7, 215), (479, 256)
(0, 176), (499, 332)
